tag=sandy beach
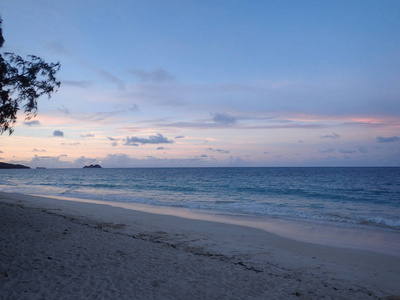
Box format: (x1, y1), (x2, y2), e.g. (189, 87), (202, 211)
(1, 192), (399, 299)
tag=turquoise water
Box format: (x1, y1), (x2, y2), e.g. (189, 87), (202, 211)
(1, 167), (399, 231)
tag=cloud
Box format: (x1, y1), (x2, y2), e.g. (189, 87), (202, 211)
(124, 133), (174, 146)
(63, 80), (92, 88)
(17, 154), (207, 169)
(57, 107), (70, 115)
(124, 83), (185, 107)
(175, 135), (185, 139)
(0, 150), (3, 153)
(128, 68), (174, 83)
(207, 147), (230, 154)
(32, 155), (59, 160)
(81, 133), (95, 138)
(100, 153), (207, 168)
(60, 142), (80, 146)
(124, 141), (138, 147)
(321, 133), (340, 139)
(32, 149), (46, 152)
(358, 146), (368, 153)
(70, 111), (121, 123)
(45, 41), (69, 55)
(53, 130), (64, 137)
(108, 137), (120, 146)
(74, 156), (98, 167)
(319, 149), (335, 154)
(158, 120), (326, 130)
(97, 69), (125, 90)
(101, 154), (133, 166)
(212, 112), (237, 125)
(339, 149), (357, 154)
(24, 120), (41, 126)
(376, 136), (400, 143)
(160, 121), (228, 129)
(157, 147), (167, 150)
(24, 155), (98, 169)
(128, 104), (139, 112)
(25, 155), (67, 168)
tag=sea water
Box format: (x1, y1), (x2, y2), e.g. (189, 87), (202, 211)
(1, 167), (399, 233)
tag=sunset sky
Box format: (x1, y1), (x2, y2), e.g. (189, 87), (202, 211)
(1, 0), (399, 168)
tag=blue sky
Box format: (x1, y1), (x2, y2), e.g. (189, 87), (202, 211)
(1, 0), (399, 167)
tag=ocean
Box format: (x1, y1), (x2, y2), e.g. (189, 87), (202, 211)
(1, 167), (399, 233)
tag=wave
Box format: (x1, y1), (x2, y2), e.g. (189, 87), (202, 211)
(1, 167), (399, 232)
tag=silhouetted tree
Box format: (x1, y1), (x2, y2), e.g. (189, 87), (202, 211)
(0, 15), (60, 134)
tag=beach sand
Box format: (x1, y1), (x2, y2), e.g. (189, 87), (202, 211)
(1, 192), (399, 299)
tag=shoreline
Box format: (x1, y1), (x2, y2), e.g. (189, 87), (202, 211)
(8, 191), (400, 257)
(1, 192), (400, 298)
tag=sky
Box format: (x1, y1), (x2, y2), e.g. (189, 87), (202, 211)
(0, 0), (399, 168)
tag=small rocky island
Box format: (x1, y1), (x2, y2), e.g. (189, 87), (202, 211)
(83, 164), (102, 169)
(0, 162), (31, 169)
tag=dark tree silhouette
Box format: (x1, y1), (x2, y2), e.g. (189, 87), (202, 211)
(0, 16), (60, 134)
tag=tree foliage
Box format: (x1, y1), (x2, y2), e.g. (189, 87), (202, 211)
(0, 16), (60, 134)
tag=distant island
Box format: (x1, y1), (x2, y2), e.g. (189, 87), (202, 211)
(0, 162), (31, 169)
(83, 164), (102, 169)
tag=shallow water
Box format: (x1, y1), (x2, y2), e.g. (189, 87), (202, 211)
(1, 167), (399, 232)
